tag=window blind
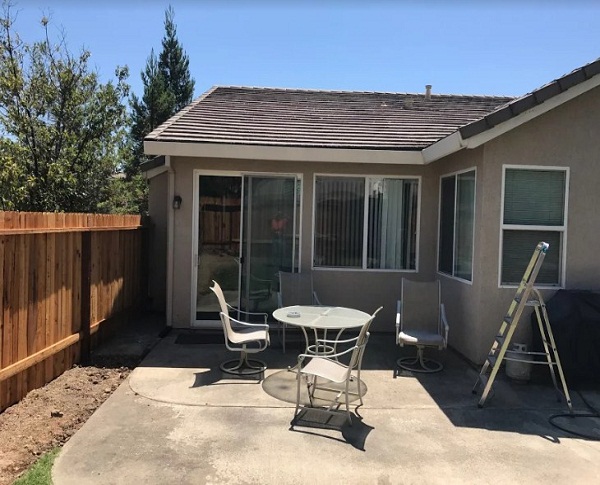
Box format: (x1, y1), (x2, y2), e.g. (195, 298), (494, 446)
(502, 230), (561, 285)
(504, 169), (566, 225)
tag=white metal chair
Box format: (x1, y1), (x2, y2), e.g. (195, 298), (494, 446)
(396, 279), (449, 373)
(293, 307), (383, 425)
(210, 280), (270, 376)
(277, 271), (321, 353)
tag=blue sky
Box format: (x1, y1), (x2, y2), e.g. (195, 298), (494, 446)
(11, 1), (600, 101)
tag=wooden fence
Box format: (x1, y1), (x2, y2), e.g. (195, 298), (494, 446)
(0, 212), (147, 412)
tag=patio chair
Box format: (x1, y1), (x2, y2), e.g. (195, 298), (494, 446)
(277, 271), (322, 353)
(293, 307), (383, 425)
(246, 272), (274, 312)
(209, 280), (270, 376)
(396, 278), (449, 373)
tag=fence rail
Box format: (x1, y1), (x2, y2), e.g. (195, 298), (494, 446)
(0, 212), (147, 412)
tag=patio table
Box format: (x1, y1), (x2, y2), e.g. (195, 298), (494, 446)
(272, 305), (371, 357)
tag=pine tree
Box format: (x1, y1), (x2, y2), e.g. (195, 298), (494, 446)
(159, 5), (195, 112)
(129, 5), (195, 169)
(125, 5), (195, 212)
(129, 49), (174, 170)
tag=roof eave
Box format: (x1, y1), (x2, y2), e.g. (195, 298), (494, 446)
(425, 72), (600, 163)
(463, 73), (600, 149)
(143, 140), (425, 168)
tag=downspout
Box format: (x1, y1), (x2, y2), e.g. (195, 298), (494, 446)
(166, 155), (174, 327)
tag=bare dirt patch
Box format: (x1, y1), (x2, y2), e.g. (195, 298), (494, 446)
(0, 363), (133, 485)
(0, 313), (164, 485)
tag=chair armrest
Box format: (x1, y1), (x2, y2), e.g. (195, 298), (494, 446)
(225, 303), (268, 323)
(222, 313), (269, 331)
(440, 303), (449, 344)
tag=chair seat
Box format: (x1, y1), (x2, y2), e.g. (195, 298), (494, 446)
(301, 357), (349, 384)
(228, 327), (269, 345)
(399, 330), (444, 347)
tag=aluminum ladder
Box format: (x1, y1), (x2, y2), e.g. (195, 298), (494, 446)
(472, 241), (572, 411)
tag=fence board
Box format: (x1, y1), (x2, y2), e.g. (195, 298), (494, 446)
(0, 236), (5, 366)
(0, 212), (146, 411)
(44, 233), (55, 383)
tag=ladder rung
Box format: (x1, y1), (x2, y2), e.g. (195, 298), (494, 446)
(503, 315), (513, 325)
(487, 355), (498, 367)
(495, 335), (505, 346)
(525, 299), (541, 307)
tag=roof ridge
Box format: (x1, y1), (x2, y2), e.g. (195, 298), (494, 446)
(210, 85), (515, 100)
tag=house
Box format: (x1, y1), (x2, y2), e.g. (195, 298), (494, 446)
(142, 58), (600, 364)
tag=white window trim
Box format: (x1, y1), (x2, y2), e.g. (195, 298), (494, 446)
(436, 167), (477, 285)
(311, 173), (421, 272)
(498, 164), (569, 289)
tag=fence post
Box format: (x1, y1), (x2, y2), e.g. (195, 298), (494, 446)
(80, 231), (91, 365)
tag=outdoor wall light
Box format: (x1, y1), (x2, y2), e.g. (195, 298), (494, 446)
(172, 195), (182, 210)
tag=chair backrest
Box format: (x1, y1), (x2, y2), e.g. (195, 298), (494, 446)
(278, 271), (316, 307)
(401, 279), (441, 335)
(209, 280), (235, 339)
(349, 306), (383, 370)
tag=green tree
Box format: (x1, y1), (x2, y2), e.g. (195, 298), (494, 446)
(0, 4), (130, 212)
(128, 49), (174, 171)
(127, 5), (195, 176)
(159, 5), (195, 113)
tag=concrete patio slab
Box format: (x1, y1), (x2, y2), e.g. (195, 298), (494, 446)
(53, 331), (600, 484)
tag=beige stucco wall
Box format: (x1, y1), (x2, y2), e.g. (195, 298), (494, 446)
(165, 156), (439, 331)
(430, 147), (485, 361)
(465, 85), (600, 363)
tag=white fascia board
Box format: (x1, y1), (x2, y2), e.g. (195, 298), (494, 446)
(463, 75), (600, 149)
(422, 131), (464, 164)
(144, 140), (426, 165)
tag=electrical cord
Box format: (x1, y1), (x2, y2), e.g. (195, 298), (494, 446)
(548, 389), (600, 441)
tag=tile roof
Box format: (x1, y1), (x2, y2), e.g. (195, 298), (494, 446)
(145, 87), (514, 150)
(460, 57), (600, 139)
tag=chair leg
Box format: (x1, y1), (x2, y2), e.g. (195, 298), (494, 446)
(307, 375), (316, 406)
(351, 365), (362, 406)
(294, 368), (302, 422)
(397, 347), (443, 373)
(220, 350), (266, 376)
(345, 380), (352, 425)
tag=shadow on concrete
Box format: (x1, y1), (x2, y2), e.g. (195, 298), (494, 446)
(132, 327), (600, 441)
(190, 368), (264, 387)
(290, 408), (374, 451)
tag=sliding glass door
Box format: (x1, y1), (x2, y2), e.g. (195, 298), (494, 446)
(195, 173), (300, 323)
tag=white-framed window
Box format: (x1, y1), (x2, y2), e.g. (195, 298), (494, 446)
(313, 175), (419, 270)
(500, 165), (568, 286)
(438, 168), (476, 282)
